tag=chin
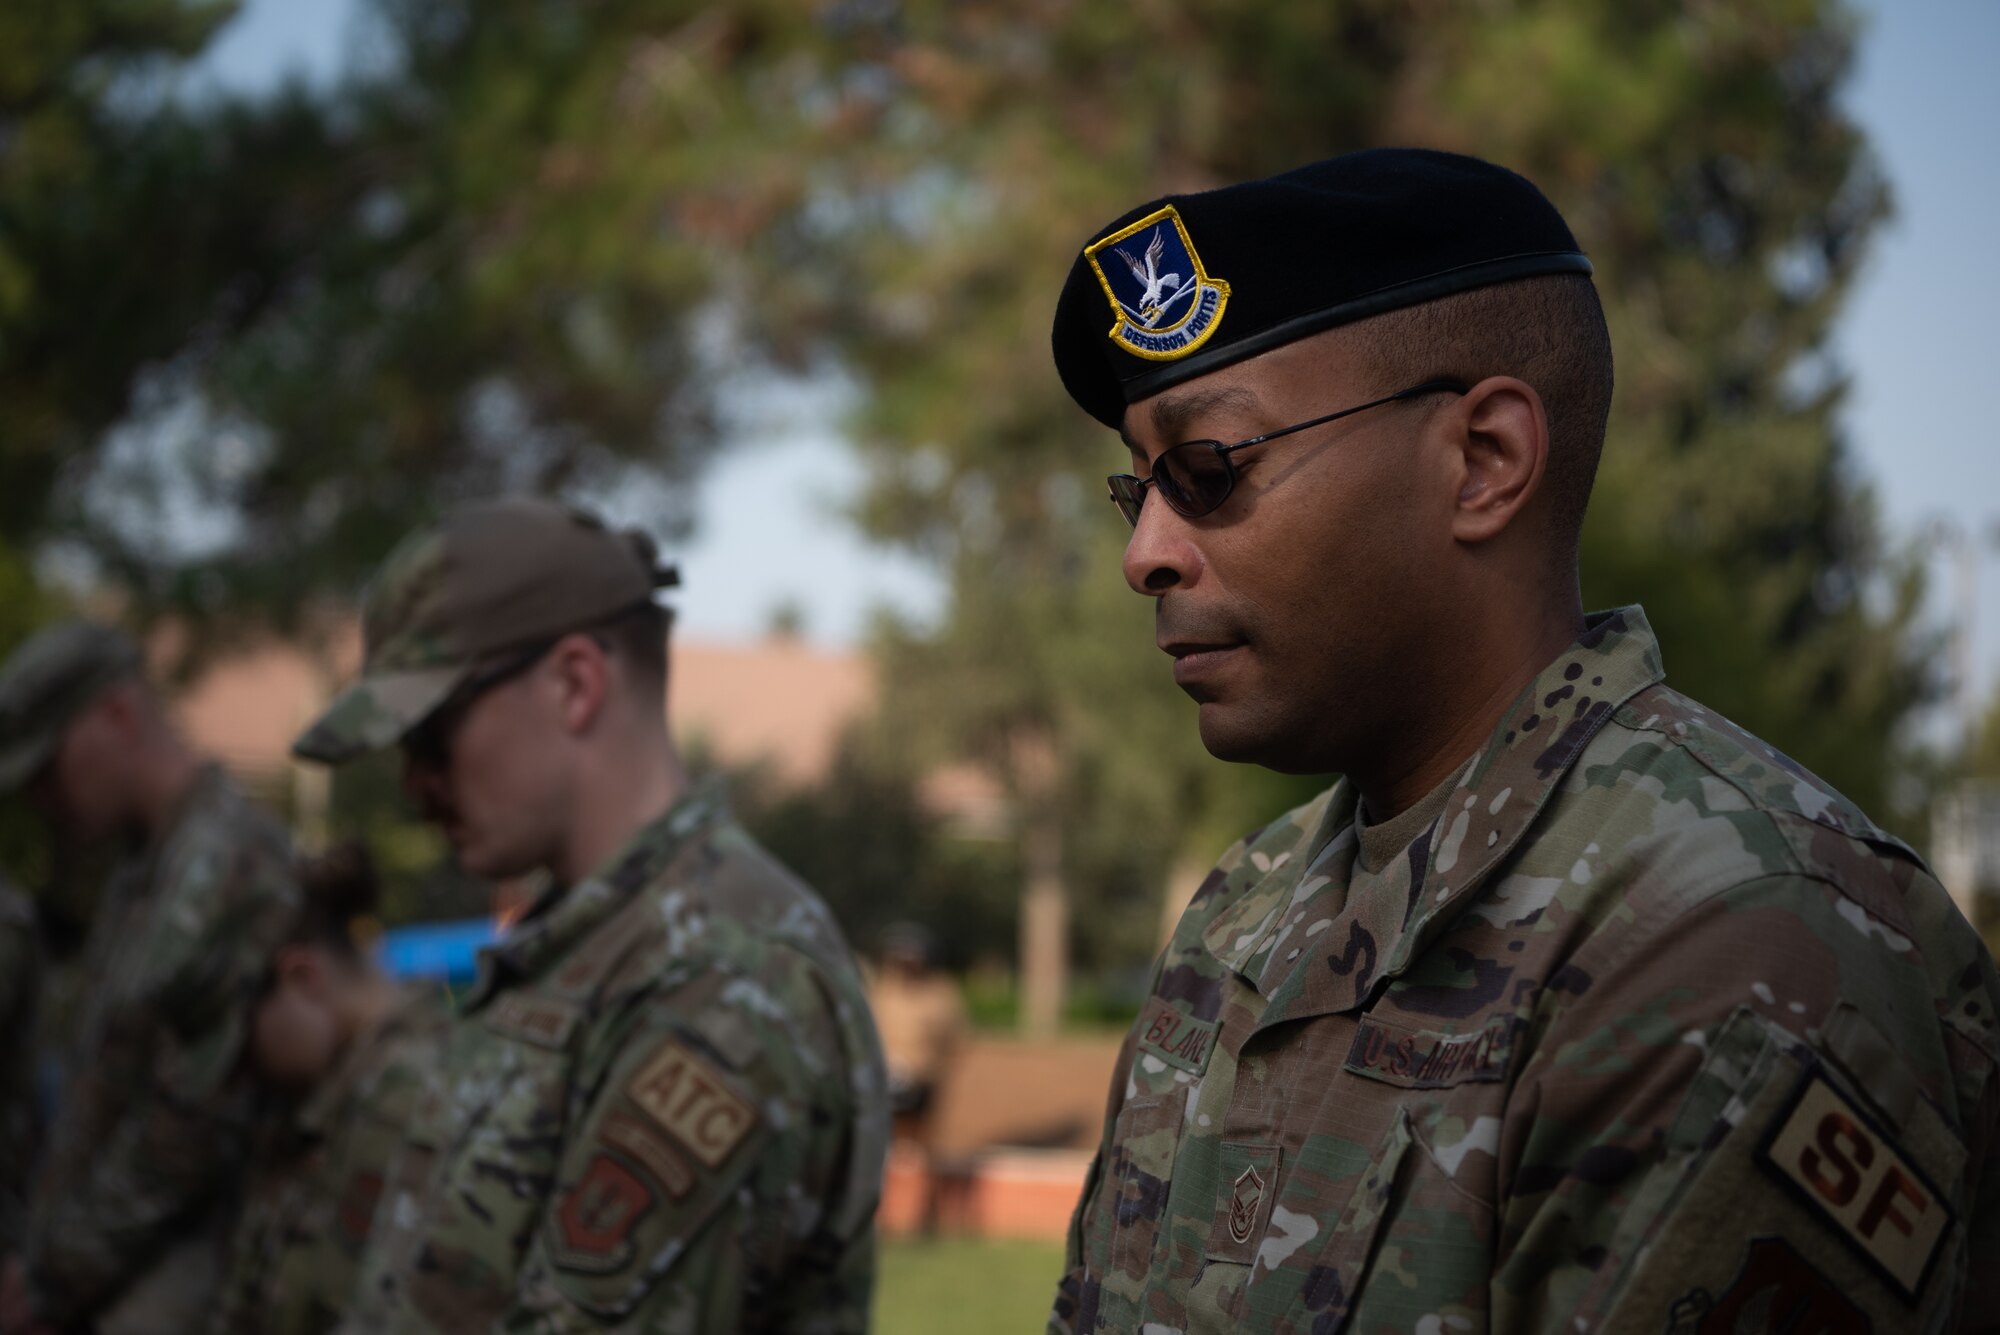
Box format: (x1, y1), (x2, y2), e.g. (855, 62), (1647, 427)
(1196, 703), (1331, 775)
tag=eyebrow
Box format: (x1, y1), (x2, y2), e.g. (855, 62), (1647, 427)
(1119, 385), (1263, 453)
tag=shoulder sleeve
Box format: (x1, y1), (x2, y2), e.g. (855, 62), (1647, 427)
(1491, 869), (1999, 1334)
(1048, 1024), (1138, 1335)
(0, 904), (37, 1254)
(507, 943), (879, 1333)
(140, 799), (297, 1016)
(28, 1063), (253, 1324)
(27, 802), (290, 1323)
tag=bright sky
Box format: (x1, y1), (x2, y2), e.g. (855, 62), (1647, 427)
(201, 0), (2000, 722)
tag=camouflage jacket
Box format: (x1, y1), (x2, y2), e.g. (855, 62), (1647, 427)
(0, 878), (39, 1254)
(212, 988), (450, 1335)
(29, 765), (300, 1327)
(1052, 607), (2000, 1334)
(347, 781), (888, 1334)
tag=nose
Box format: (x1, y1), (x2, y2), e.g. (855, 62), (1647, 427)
(1121, 493), (1204, 596)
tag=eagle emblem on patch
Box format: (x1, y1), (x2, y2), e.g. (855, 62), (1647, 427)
(1084, 206), (1230, 361)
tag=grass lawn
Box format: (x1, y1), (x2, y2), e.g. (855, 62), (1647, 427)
(872, 1235), (1065, 1335)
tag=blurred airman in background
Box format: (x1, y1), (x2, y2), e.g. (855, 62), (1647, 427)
(293, 496), (889, 1332)
(0, 874), (38, 1268)
(212, 841), (448, 1335)
(870, 922), (968, 1234)
(0, 620), (299, 1335)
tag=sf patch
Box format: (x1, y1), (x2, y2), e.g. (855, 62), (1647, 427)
(1759, 1068), (1952, 1301)
(1666, 1236), (1868, 1334)
(1084, 205), (1230, 361)
(551, 1153), (656, 1275)
(627, 1038), (759, 1168)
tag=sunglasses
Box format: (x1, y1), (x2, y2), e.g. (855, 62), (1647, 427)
(401, 638), (559, 770)
(1107, 378), (1468, 527)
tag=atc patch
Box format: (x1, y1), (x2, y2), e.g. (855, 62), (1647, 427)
(626, 1038), (759, 1168)
(1759, 1068), (1953, 1301)
(1084, 206), (1231, 361)
(551, 1153), (656, 1275)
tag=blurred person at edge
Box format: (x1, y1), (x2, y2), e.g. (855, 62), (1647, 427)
(0, 873), (39, 1271)
(1045, 148), (2000, 1333)
(869, 922), (970, 1233)
(0, 621), (299, 1335)
(291, 497), (888, 1333)
(210, 840), (449, 1335)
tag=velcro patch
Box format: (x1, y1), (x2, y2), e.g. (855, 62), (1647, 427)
(481, 992), (582, 1050)
(599, 1111), (694, 1200)
(1343, 1014), (1514, 1089)
(551, 1152), (656, 1275)
(1760, 1068), (1952, 1301)
(1136, 997), (1218, 1075)
(626, 1038), (758, 1168)
(1667, 1235), (1867, 1334)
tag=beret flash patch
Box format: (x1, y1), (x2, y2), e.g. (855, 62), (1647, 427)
(1085, 206), (1230, 361)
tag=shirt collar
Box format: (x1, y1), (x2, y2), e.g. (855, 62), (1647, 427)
(460, 776), (729, 1008)
(1205, 607), (1665, 1011)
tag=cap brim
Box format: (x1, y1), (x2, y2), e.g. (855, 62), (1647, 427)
(291, 665), (465, 765)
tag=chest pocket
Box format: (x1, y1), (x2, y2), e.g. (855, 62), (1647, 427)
(1229, 1011), (1517, 1333)
(1237, 1108), (1414, 1332)
(391, 991), (586, 1328)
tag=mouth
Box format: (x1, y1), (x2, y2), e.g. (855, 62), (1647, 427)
(1164, 639), (1247, 688)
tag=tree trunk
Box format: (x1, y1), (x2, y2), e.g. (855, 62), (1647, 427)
(1013, 727), (1066, 1036)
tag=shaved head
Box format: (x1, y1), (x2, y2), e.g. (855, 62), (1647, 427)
(1351, 274), (1613, 562)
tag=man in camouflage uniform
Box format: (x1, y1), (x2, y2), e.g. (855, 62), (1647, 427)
(293, 496), (888, 1332)
(0, 620), (300, 1334)
(1046, 149), (2000, 1332)
(0, 874), (38, 1263)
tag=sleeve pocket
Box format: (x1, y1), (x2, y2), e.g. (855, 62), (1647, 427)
(1105, 1086), (1190, 1277)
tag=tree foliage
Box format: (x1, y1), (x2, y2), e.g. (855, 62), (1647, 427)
(0, 1), (1936, 982)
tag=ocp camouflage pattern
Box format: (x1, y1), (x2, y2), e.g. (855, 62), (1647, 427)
(29, 765), (300, 1327)
(0, 877), (39, 1255)
(345, 780), (889, 1333)
(212, 988), (450, 1335)
(1051, 606), (2000, 1334)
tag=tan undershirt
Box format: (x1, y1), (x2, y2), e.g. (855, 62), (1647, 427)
(1355, 756), (1474, 874)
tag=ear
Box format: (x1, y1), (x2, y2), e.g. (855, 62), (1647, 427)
(1447, 376), (1549, 545)
(548, 633), (612, 736)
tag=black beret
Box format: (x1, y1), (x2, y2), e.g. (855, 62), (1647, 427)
(1052, 148), (1593, 428)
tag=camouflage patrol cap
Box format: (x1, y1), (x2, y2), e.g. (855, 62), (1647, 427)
(0, 620), (144, 793)
(292, 497), (679, 765)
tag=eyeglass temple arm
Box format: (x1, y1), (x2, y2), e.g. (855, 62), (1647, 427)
(1214, 379), (1470, 458)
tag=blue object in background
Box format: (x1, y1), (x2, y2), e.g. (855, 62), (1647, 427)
(378, 918), (497, 984)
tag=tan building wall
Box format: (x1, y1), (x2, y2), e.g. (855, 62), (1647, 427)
(166, 627), (877, 789)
